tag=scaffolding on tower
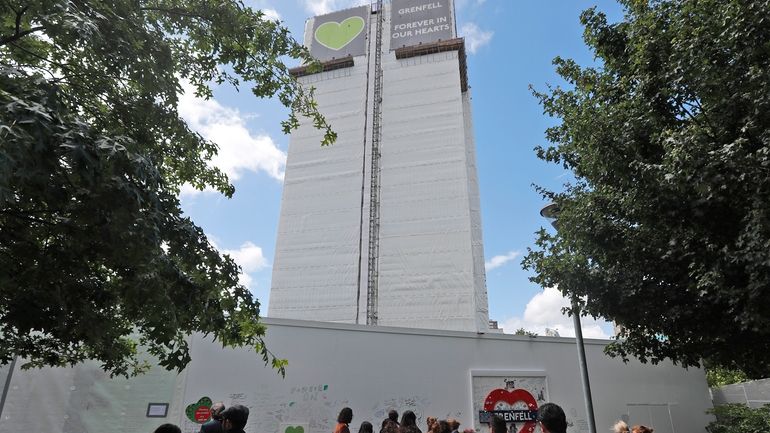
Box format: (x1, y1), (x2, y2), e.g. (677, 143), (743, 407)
(366, 0), (384, 326)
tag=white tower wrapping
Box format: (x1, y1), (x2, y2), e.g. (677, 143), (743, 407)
(269, 0), (489, 332)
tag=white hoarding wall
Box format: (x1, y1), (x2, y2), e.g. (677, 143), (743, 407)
(0, 356), (183, 433)
(711, 378), (770, 408)
(0, 319), (713, 433)
(391, 0), (455, 49)
(268, 53), (369, 322)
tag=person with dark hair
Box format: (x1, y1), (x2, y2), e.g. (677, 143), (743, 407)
(381, 409), (400, 433)
(154, 424), (182, 433)
(381, 418), (400, 433)
(489, 415), (507, 433)
(388, 410), (400, 426)
(437, 420), (451, 433)
(220, 404), (249, 433)
(399, 411), (422, 433)
(200, 402), (226, 433)
(447, 418), (460, 433)
(537, 403), (567, 433)
(336, 407), (354, 433)
(360, 421), (374, 433)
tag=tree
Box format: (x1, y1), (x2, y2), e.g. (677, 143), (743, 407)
(707, 404), (770, 433)
(0, 0), (333, 377)
(523, 0), (770, 378)
(514, 328), (538, 337)
(706, 366), (749, 388)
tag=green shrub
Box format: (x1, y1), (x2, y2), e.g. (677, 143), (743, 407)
(706, 404), (770, 433)
(706, 367), (749, 388)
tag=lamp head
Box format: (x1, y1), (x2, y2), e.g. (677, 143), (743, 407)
(540, 203), (561, 230)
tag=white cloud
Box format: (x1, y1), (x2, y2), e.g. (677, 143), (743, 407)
(460, 22), (493, 54)
(303, 0), (369, 15)
(222, 241), (269, 273)
(498, 287), (612, 339)
(455, 0), (486, 10)
(485, 251), (520, 271)
(177, 82), (286, 196)
(238, 272), (255, 289)
(262, 8), (281, 21)
(209, 238), (270, 290)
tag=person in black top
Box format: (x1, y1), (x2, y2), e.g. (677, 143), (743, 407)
(154, 424), (181, 433)
(201, 402), (226, 433)
(360, 421), (374, 433)
(220, 405), (250, 433)
(490, 415), (506, 433)
(537, 403), (567, 433)
(399, 411), (422, 433)
(388, 410), (399, 426)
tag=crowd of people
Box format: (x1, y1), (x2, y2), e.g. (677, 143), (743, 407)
(150, 401), (653, 433)
(333, 407), (469, 433)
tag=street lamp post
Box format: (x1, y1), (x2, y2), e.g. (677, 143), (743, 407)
(540, 203), (597, 433)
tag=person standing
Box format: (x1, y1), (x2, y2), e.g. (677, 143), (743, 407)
(154, 424), (182, 433)
(447, 419), (460, 433)
(220, 405), (250, 433)
(381, 416), (400, 433)
(399, 411), (422, 433)
(335, 407), (354, 433)
(437, 420), (451, 433)
(537, 403), (567, 433)
(613, 420), (654, 433)
(388, 410), (400, 427)
(200, 402), (226, 433)
(425, 416), (437, 433)
(489, 416), (507, 433)
(360, 421), (374, 433)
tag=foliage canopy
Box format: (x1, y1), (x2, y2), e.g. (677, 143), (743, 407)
(523, 0), (770, 378)
(707, 404), (770, 433)
(0, 0), (333, 376)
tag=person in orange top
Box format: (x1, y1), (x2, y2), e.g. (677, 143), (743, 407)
(335, 407), (354, 433)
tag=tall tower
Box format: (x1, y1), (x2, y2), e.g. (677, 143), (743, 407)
(269, 0), (489, 332)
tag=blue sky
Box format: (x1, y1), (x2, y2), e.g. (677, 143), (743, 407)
(179, 0), (625, 338)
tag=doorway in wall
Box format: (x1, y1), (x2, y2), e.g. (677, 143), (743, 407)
(626, 403), (679, 433)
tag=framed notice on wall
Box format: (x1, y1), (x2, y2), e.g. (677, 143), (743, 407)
(146, 403), (169, 418)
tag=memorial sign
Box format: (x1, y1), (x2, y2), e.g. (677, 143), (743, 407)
(390, 0), (454, 49)
(311, 6), (369, 61)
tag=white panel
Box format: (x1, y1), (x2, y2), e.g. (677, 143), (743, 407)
(376, 46), (480, 331)
(268, 56), (368, 323)
(463, 91), (489, 331)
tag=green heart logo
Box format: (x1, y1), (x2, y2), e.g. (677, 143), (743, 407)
(185, 396), (213, 424)
(286, 426), (305, 433)
(315, 16), (365, 50)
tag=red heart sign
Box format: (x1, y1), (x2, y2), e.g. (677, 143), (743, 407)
(483, 389), (539, 433)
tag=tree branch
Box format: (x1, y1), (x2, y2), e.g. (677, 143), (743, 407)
(0, 26), (45, 47)
(139, 6), (207, 20)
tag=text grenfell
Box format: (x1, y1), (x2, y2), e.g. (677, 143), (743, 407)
(398, 2), (444, 15)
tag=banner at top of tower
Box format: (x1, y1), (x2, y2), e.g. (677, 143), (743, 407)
(390, 0), (454, 50)
(310, 6), (370, 62)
